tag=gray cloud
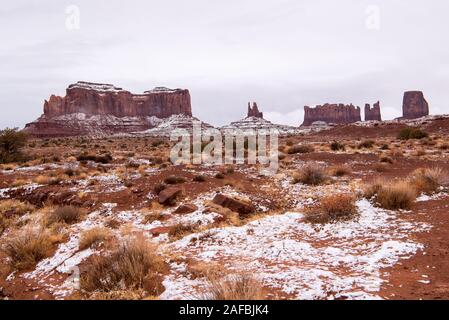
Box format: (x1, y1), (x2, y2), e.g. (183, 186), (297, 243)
(0, 0), (448, 129)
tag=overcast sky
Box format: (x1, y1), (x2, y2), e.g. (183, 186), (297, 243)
(1, 0), (448, 129)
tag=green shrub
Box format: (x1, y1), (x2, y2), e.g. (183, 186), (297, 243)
(0, 128), (28, 163)
(398, 128), (428, 140)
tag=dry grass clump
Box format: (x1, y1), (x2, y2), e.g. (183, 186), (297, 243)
(193, 174), (206, 182)
(76, 153), (113, 164)
(168, 223), (197, 239)
(80, 238), (166, 295)
(202, 274), (265, 300)
(287, 144), (314, 154)
(293, 165), (328, 185)
(5, 228), (54, 270)
(328, 165), (351, 177)
(409, 168), (445, 195)
(379, 156), (393, 164)
(330, 141), (345, 151)
(358, 140), (375, 149)
(79, 227), (112, 250)
(47, 206), (84, 225)
(305, 194), (358, 224)
(364, 179), (416, 210)
(0, 199), (34, 216)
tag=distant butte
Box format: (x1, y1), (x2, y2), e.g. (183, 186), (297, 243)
(247, 102), (264, 118)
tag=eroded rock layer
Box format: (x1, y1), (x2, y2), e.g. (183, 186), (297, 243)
(25, 82), (193, 137)
(365, 101), (382, 121)
(302, 104), (361, 126)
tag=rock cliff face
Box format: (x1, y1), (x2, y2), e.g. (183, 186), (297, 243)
(402, 91), (429, 119)
(25, 82), (193, 137)
(302, 104), (361, 126)
(365, 101), (382, 121)
(247, 102), (263, 118)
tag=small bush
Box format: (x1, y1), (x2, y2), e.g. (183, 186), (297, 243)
(5, 228), (53, 270)
(0, 128), (28, 163)
(365, 180), (416, 210)
(380, 156), (393, 164)
(293, 165), (327, 185)
(47, 206), (83, 225)
(330, 141), (345, 151)
(287, 144), (314, 154)
(202, 274), (265, 300)
(193, 175), (206, 182)
(305, 194), (357, 224)
(168, 223), (196, 239)
(409, 168), (445, 195)
(164, 175), (187, 185)
(79, 227), (111, 250)
(76, 153), (113, 164)
(358, 140), (375, 149)
(215, 172), (225, 179)
(80, 238), (166, 294)
(328, 165), (351, 177)
(398, 128), (429, 140)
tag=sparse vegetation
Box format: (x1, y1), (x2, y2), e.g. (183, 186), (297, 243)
(358, 140), (375, 149)
(47, 206), (83, 225)
(330, 141), (345, 151)
(79, 227), (111, 250)
(364, 180), (416, 210)
(5, 228), (53, 270)
(202, 274), (265, 300)
(328, 165), (351, 177)
(168, 223), (197, 239)
(0, 128), (28, 163)
(80, 238), (166, 295)
(293, 165), (327, 185)
(76, 153), (113, 164)
(398, 128), (429, 140)
(305, 194), (358, 224)
(409, 168), (445, 195)
(287, 144), (314, 154)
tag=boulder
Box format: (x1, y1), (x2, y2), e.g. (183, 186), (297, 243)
(173, 204), (198, 214)
(212, 194), (255, 217)
(158, 187), (182, 206)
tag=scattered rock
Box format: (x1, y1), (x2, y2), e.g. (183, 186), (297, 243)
(173, 204), (198, 214)
(212, 194), (256, 217)
(149, 226), (171, 237)
(158, 187), (182, 206)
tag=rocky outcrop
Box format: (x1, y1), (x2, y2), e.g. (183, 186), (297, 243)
(302, 104), (361, 126)
(402, 91), (429, 119)
(365, 101), (382, 121)
(247, 102), (263, 118)
(25, 82), (192, 137)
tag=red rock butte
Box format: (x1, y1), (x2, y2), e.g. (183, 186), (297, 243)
(365, 101), (382, 121)
(43, 81), (192, 118)
(25, 82), (193, 137)
(302, 103), (362, 126)
(247, 102), (264, 118)
(402, 91), (429, 119)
